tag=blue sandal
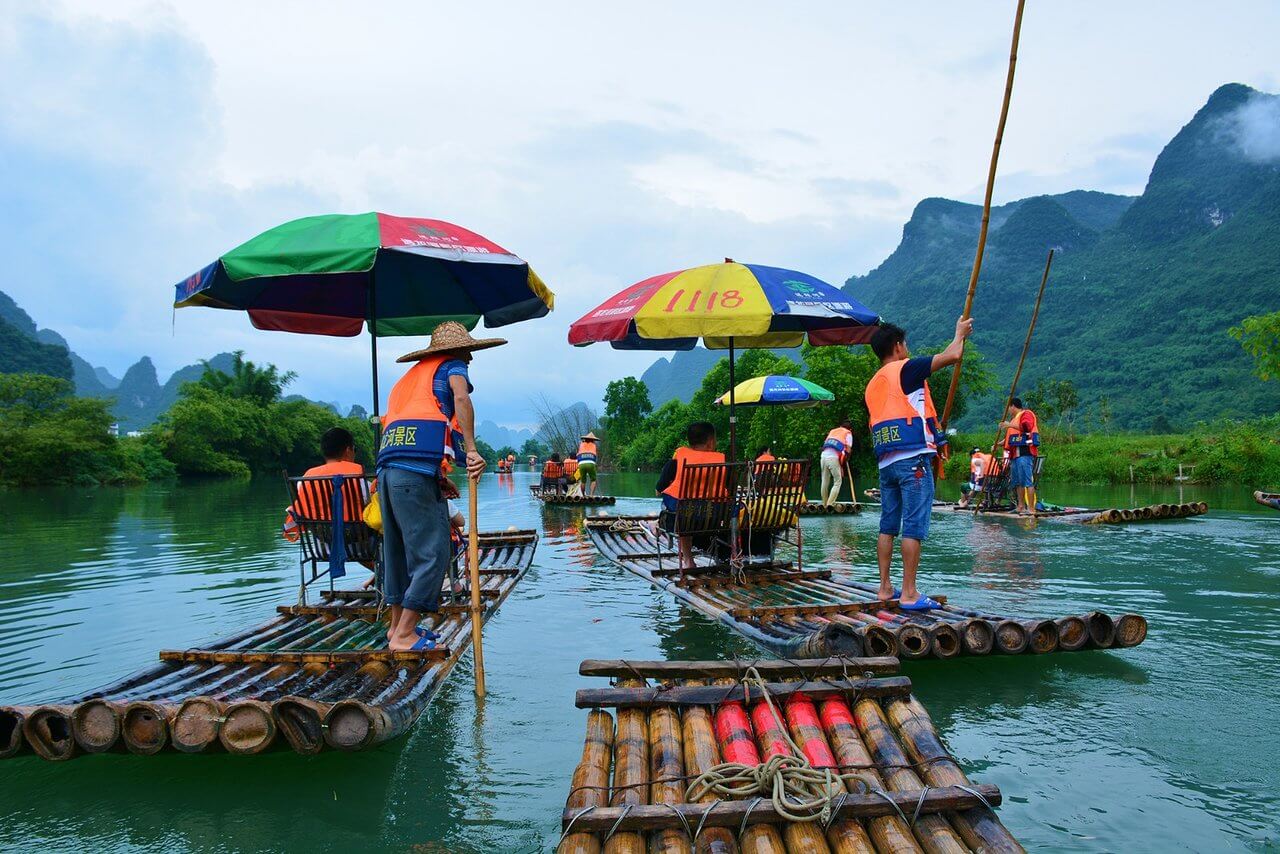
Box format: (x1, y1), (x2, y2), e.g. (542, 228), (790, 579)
(898, 596), (941, 611)
(409, 634), (436, 651)
(415, 626), (440, 641)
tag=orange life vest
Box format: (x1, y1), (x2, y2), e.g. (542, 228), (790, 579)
(377, 356), (454, 468)
(577, 440), (598, 464)
(756, 452), (776, 463)
(563, 458), (578, 476)
(821, 427), (853, 461)
(970, 452), (993, 481)
(661, 447), (727, 499)
(1004, 409), (1040, 456)
(542, 460), (564, 479)
(282, 460), (367, 540)
(865, 360), (944, 461)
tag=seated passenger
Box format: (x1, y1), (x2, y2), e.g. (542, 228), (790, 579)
(282, 427), (368, 541)
(541, 453), (565, 492)
(654, 421), (725, 572)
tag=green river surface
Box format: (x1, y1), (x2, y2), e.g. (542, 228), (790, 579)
(0, 472), (1276, 852)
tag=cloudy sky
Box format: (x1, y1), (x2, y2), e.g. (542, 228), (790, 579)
(2, 1), (1278, 427)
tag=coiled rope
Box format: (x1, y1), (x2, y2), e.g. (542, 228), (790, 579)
(682, 666), (869, 826)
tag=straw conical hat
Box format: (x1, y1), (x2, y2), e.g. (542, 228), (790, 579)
(397, 321), (508, 362)
(580, 431), (599, 441)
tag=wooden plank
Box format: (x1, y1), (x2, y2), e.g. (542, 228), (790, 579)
(276, 604), (380, 619)
(561, 783), (1002, 833)
(578, 658), (901, 678)
(575, 676), (912, 708)
(729, 596), (948, 620)
(676, 568), (832, 588)
(159, 648), (448, 665)
(617, 552), (680, 561)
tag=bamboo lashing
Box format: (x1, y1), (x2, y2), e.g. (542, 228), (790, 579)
(939, 0), (1028, 434)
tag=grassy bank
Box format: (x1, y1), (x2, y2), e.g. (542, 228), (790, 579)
(944, 416), (1280, 487)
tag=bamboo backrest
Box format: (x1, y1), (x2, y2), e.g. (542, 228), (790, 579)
(741, 459), (810, 532)
(286, 474), (379, 565)
(671, 462), (745, 537)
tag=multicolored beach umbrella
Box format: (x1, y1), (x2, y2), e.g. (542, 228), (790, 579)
(174, 212), (554, 337)
(715, 375), (835, 409)
(567, 261), (877, 350)
(569, 260), (877, 458)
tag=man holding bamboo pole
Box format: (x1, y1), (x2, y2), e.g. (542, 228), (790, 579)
(377, 322), (498, 652)
(866, 316), (972, 608)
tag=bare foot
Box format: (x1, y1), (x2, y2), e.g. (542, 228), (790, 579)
(878, 585), (894, 601)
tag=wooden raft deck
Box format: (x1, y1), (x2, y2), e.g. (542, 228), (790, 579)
(531, 485), (618, 506)
(558, 657), (1021, 854)
(0, 530), (537, 761)
(940, 501), (1208, 524)
(798, 501), (864, 515)
(585, 516), (1146, 661)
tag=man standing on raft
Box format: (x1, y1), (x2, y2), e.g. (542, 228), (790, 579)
(377, 321), (499, 651)
(576, 431), (600, 496)
(865, 316), (973, 608)
(998, 397), (1040, 514)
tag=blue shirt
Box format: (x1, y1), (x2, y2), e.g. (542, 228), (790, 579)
(380, 359), (471, 477)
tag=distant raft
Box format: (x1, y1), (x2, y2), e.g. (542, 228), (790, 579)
(1254, 491), (1280, 511)
(0, 530), (537, 761)
(798, 501), (863, 515)
(530, 485), (617, 506)
(557, 657), (1022, 854)
(585, 516), (1146, 661)
(941, 501), (1209, 524)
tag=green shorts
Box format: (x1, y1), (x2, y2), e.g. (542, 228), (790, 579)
(577, 461), (597, 481)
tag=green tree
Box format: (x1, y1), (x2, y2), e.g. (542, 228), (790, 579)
(475, 437), (498, 463)
(601, 377), (653, 457)
(1230, 310), (1280, 381)
(0, 373), (167, 486)
(197, 350), (297, 405)
(495, 444), (516, 460)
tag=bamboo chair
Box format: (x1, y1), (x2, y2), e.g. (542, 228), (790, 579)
(656, 461), (744, 574)
(284, 474), (380, 604)
(740, 459), (810, 569)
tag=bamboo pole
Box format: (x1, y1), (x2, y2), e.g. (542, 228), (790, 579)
(988, 249), (1053, 454)
(677, 680), (739, 854)
(851, 698), (968, 854)
(748, 698), (832, 854)
(885, 697), (1025, 853)
(816, 698), (923, 854)
(782, 694), (876, 853)
(605, 678), (647, 854)
(559, 709), (614, 854)
(649, 703), (693, 854)
(712, 679), (788, 854)
(940, 0), (1028, 435)
(468, 472), (486, 697)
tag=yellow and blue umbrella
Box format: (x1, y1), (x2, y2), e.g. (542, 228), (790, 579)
(569, 260), (878, 458)
(715, 375), (835, 409)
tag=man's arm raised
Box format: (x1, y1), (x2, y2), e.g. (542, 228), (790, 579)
(930, 316), (975, 373)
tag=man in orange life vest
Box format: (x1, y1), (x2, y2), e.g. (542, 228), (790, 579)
(819, 420), (854, 506)
(998, 396), (1040, 514)
(957, 446), (993, 509)
(655, 421), (725, 571)
(377, 322), (499, 652)
(865, 316), (973, 609)
(281, 427), (368, 542)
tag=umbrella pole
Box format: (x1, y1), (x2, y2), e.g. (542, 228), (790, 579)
(727, 338), (737, 463)
(369, 275), (382, 447)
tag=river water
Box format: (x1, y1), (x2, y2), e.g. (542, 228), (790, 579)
(0, 473), (1275, 852)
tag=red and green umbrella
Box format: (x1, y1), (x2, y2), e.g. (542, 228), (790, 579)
(174, 212), (555, 420)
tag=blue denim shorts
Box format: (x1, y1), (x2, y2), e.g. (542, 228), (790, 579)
(1010, 454), (1035, 488)
(878, 455), (934, 541)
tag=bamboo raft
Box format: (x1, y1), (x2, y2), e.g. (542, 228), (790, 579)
(1254, 491), (1280, 511)
(558, 657), (1022, 854)
(585, 516), (1146, 660)
(942, 501), (1208, 524)
(531, 485), (618, 506)
(799, 501), (864, 515)
(0, 529), (537, 761)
